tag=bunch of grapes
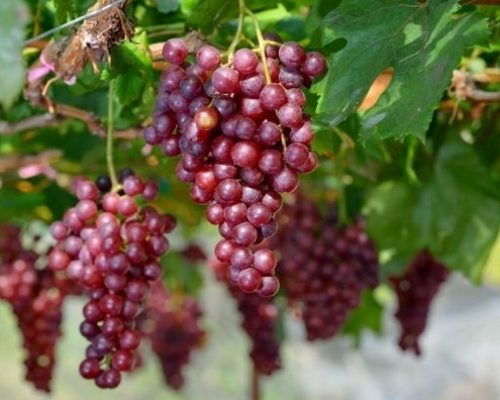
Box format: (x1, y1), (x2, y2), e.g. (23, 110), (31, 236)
(139, 281), (205, 389)
(145, 33), (327, 296)
(47, 173), (176, 388)
(275, 196), (379, 341)
(211, 259), (281, 375)
(390, 251), (450, 355)
(180, 243), (207, 263)
(0, 225), (72, 392)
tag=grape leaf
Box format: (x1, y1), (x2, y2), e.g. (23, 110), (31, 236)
(107, 35), (153, 107)
(342, 291), (383, 342)
(114, 73), (145, 106)
(0, 0), (30, 109)
(156, 0), (180, 13)
(183, 0), (282, 32)
(53, 0), (75, 23)
(365, 138), (500, 282)
(316, 0), (489, 141)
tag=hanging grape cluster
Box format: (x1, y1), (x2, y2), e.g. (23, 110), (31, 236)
(47, 173), (176, 388)
(211, 259), (281, 375)
(274, 196), (379, 340)
(390, 251), (450, 355)
(139, 281), (205, 389)
(145, 33), (326, 297)
(0, 225), (73, 392)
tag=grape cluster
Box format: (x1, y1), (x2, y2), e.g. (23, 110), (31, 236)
(390, 251), (450, 355)
(275, 196), (379, 340)
(145, 35), (327, 296)
(180, 243), (207, 263)
(211, 259), (281, 375)
(47, 173), (176, 388)
(0, 225), (72, 392)
(139, 281), (205, 389)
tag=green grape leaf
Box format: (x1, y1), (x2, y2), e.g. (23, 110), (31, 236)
(53, 0), (75, 23)
(183, 0), (278, 32)
(0, 0), (30, 109)
(0, 189), (46, 220)
(342, 291), (383, 342)
(162, 252), (203, 295)
(114, 73), (145, 106)
(107, 35), (153, 107)
(365, 138), (500, 282)
(316, 0), (489, 141)
(156, 0), (180, 13)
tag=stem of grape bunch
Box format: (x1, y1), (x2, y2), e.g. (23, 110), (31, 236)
(245, 8), (271, 84)
(251, 365), (261, 400)
(106, 79), (119, 189)
(226, 0), (247, 62)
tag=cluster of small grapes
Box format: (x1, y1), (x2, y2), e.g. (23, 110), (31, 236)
(390, 251), (450, 356)
(0, 225), (72, 392)
(145, 34), (326, 297)
(180, 243), (207, 263)
(210, 259), (281, 375)
(47, 172), (176, 388)
(12, 268), (71, 392)
(139, 281), (205, 389)
(275, 196), (379, 341)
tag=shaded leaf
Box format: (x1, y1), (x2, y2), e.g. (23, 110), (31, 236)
(156, 0), (180, 13)
(0, 0), (30, 109)
(365, 138), (500, 282)
(342, 291), (383, 341)
(53, 0), (75, 23)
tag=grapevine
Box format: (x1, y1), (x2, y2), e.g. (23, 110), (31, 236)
(0, 0), (497, 397)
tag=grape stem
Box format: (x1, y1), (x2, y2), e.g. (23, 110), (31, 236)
(405, 136), (420, 186)
(107, 79), (119, 189)
(332, 128), (354, 225)
(251, 364), (261, 400)
(226, 0), (247, 63)
(245, 8), (271, 85)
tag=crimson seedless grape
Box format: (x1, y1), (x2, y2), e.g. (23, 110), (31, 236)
(146, 35), (327, 296)
(139, 281), (205, 389)
(0, 225), (74, 392)
(275, 197), (380, 340)
(47, 174), (176, 388)
(390, 251), (450, 355)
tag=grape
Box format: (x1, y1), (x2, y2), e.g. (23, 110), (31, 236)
(162, 38), (188, 65)
(138, 281), (205, 390)
(234, 48), (259, 75)
(0, 225), (75, 392)
(210, 260), (281, 374)
(240, 74), (265, 97)
(46, 174), (176, 389)
(279, 42), (306, 68)
(273, 197), (380, 341)
(145, 37), (327, 296)
(196, 45), (221, 71)
(390, 251), (449, 355)
(212, 66), (240, 93)
(259, 83), (287, 110)
(230, 141), (260, 168)
(301, 51), (327, 77)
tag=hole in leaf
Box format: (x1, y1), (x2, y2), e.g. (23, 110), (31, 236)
(359, 67), (394, 112)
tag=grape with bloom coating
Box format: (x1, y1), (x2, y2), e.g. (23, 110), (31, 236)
(47, 173), (176, 388)
(146, 35), (327, 296)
